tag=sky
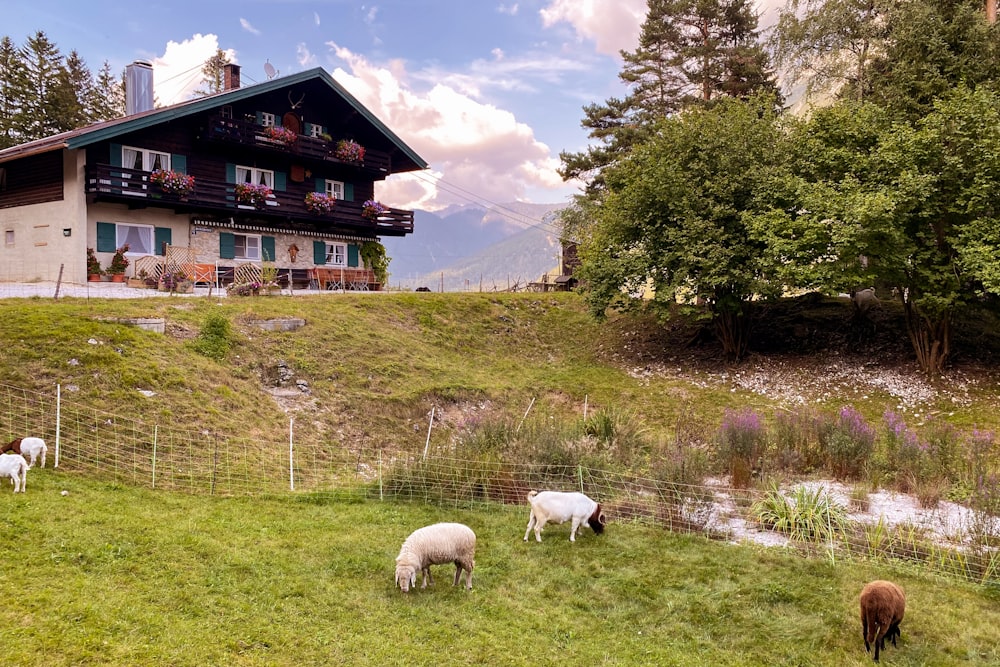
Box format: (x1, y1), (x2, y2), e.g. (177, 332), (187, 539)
(4, 0), (784, 215)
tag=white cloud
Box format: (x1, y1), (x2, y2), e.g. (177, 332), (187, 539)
(539, 0), (646, 56)
(239, 18), (261, 36)
(152, 34), (236, 105)
(364, 6), (378, 24)
(498, 3), (519, 15)
(314, 12), (321, 27)
(491, 48), (504, 61)
(325, 42), (567, 210)
(297, 43), (317, 68)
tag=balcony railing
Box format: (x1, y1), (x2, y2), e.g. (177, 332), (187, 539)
(84, 163), (414, 236)
(201, 116), (392, 174)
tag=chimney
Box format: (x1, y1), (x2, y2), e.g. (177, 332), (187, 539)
(224, 63), (241, 91)
(125, 60), (154, 115)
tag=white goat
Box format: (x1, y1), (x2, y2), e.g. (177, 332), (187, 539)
(395, 522), (476, 593)
(0, 452), (28, 493)
(523, 490), (606, 542)
(19, 437), (47, 468)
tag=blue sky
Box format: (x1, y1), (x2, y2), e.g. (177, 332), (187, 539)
(5, 1), (781, 214)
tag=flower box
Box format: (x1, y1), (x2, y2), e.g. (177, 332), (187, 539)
(334, 139), (365, 162)
(305, 192), (336, 214)
(149, 169), (195, 196)
(234, 183), (273, 208)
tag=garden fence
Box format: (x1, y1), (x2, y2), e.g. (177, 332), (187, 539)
(1, 381), (997, 586)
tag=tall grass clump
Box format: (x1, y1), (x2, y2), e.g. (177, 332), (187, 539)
(717, 407), (766, 488)
(750, 483), (849, 542)
(822, 406), (875, 479)
(191, 313), (233, 361)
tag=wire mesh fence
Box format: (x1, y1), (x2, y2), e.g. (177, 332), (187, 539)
(1, 381), (997, 586)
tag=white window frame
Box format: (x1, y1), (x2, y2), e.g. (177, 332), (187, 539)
(325, 242), (347, 267)
(220, 105), (233, 119)
(235, 165), (274, 189)
(234, 233), (261, 261)
(324, 179), (344, 200)
(259, 112), (275, 128)
(115, 223), (155, 256)
(309, 124), (324, 138)
(122, 145), (170, 172)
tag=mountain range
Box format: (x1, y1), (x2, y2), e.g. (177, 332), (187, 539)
(381, 202), (567, 292)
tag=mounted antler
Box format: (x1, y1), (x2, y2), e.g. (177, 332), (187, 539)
(288, 91), (305, 109)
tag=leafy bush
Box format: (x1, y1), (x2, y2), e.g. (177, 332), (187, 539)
(717, 407), (766, 487)
(823, 406), (875, 479)
(191, 314), (232, 361)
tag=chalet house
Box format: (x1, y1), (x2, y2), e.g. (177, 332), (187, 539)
(0, 62), (427, 289)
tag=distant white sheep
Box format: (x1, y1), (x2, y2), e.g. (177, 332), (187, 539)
(0, 452), (28, 493)
(394, 522), (476, 593)
(523, 490), (606, 542)
(18, 437), (47, 469)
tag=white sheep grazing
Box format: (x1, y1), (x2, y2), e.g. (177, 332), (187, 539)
(19, 437), (47, 469)
(394, 522), (476, 593)
(0, 452), (28, 493)
(523, 490), (606, 542)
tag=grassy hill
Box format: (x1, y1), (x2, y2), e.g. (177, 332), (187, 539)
(2, 291), (1000, 664)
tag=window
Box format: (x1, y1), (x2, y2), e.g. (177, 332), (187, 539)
(325, 242), (346, 266)
(5, 230), (13, 246)
(260, 112), (275, 127)
(122, 146), (170, 172)
(235, 165), (274, 189)
(309, 124), (324, 138)
(325, 179), (344, 200)
(220, 105), (233, 119)
(234, 234), (261, 261)
(115, 223), (155, 255)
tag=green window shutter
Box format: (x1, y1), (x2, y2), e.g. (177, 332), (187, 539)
(154, 227), (172, 256)
(219, 232), (235, 260)
(255, 111), (263, 125)
(171, 155), (187, 174)
(315, 177), (325, 193)
(110, 144), (122, 167)
(344, 183), (354, 202)
(347, 244), (359, 268)
(225, 163), (236, 183)
(274, 171), (286, 192)
(304, 122), (313, 136)
(96, 222), (116, 252)
(262, 236), (276, 262)
(313, 240), (326, 265)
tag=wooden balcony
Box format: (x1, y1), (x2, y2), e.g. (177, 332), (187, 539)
(200, 116), (392, 174)
(84, 163), (414, 236)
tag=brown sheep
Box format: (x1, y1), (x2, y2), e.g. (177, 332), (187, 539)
(860, 580), (906, 663)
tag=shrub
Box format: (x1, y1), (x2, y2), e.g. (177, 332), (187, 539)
(717, 407), (766, 488)
(750, 483), (849, 542)
(773, 407), (822, 472)
(823, 406), (875, 479)
(191, 314), (233, 361)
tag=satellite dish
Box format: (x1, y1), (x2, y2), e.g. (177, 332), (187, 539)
(264, 60), (278, 79)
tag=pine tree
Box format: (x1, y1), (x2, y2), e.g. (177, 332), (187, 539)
(90, 60), (125, 122)
(18, 30), (64, 141)
(195, 48), (231, 96)
(0, 36), (28, 149)
(50, 50), (92, 131)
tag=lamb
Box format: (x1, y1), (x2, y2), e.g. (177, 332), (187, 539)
(523, 490), (606, 542)
(0, 452), (28, 493)
(860, 580), (906, 663)
(394, 522), (476, 593)
(18, 437), (46, 468)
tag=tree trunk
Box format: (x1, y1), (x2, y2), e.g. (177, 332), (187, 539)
(901, 298), (950, 376)
(712, 300), (752, 362)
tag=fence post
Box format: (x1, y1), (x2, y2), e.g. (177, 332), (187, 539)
(151, 425), (158, 489)
(423, 407), (435, 461)
(378, 448), (383, 501)
(55, 384), (61, 468)
(583, 394), (588, 420)
(517, 397), (535, 433)
(578, 464), (584, 493)
(289, 418), (295, 491)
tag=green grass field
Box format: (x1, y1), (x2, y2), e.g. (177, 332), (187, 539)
(2, 471), (999, 666)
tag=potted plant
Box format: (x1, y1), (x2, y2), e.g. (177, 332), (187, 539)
(359, 240), (390, 287)
(106, 244), (130, 281)
(305, 191), (336, 214)
(263, 125), (297, 146)
(334, 139), (365, 162)
(159, 269), (193, 293)
(149, 169), (195, 196)
(234, 182), (272, 208)
(87, 247), (103, 281)
(362, 199), (387, 220)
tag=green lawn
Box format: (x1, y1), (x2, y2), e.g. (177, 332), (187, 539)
(2, 471), (998, 666)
